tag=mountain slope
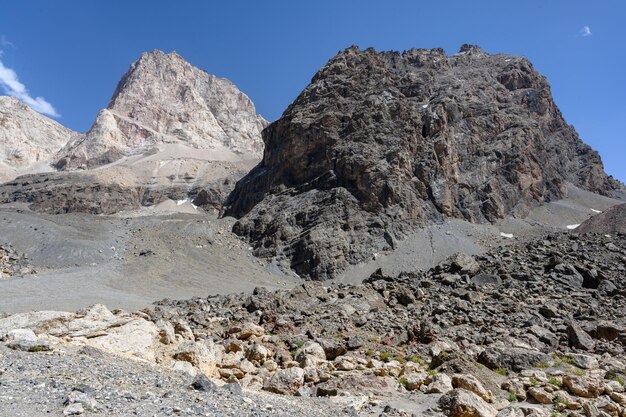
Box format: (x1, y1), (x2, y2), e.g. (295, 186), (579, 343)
(226, 45), (623, 279)
(0, 96), (81, 182)
(55, 50), (266, 170)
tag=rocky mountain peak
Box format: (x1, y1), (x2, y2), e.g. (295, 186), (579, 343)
(0, 96), (81, 182)
(55, 49), (266, 170)
(226, 44), (622, 279)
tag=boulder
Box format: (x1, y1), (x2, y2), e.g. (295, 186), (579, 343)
(478, 347), (552, 372)
(452, 374), (492, 402)
(438, 388), (498, 417)
(263, 368), (305, 395)
(562, 375), (604, 398)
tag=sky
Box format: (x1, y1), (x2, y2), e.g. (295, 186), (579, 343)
(0, 0), (624, 181)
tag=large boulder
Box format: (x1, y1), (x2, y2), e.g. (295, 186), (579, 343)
(438, 388), (498, 417)
(263, 368), (305, 395)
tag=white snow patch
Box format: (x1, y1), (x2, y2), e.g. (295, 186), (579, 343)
(176, 199), (188, 206)
(566, 224), (580, 230)
(590, 208), (602, 213)
(191, 204), (198, 210)
(500, 232), (514, 239)
(505, 59), (511, 62)
(422, 104), (428, 109)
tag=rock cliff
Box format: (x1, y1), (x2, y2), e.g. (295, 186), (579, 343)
(226, 45), (622, 279)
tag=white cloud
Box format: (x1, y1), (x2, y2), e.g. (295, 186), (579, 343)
(580, 26), (592, 37)
(0, 60), (59, 117)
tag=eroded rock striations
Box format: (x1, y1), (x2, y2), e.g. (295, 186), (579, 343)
(226, 45), (622, 279)
(0, 96), (81, 182)
(55, 50), (266, 169)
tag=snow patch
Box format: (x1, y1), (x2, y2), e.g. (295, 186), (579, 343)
(566, 224), (580, 230)
(500, 232), (514, 239)
(176, 199), (188, 206)
(590, 208), (602, 213)
(422, 104), (428, 109)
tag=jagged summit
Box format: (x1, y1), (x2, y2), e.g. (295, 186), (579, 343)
(0, 96), (81, 182)
(226, 44), (622, 279)
(55, 49), (266, 170)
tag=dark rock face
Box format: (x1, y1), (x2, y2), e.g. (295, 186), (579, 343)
(576, 203), (626, 235)
(226, 45), (621, 279)
(0, 171), (240, 215)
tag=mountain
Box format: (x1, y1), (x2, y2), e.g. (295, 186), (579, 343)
(226, 45), (623, 280)
(1, 50), (265, 214)
(55, 50), (266, 170)
(0, 96), (81, 182)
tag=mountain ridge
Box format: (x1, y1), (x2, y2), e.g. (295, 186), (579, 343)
(226, 44), (623, 279)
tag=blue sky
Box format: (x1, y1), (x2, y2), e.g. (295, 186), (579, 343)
(1, 0), (624, 181)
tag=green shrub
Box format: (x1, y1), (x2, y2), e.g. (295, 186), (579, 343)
(508, 391), (517, 402)
(548, 377), (562, 387)
(495, 367), (507, 376)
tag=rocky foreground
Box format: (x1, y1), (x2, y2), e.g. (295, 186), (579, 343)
(0, 231), (624, 416)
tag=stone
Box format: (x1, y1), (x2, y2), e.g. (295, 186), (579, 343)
(63, 403), (84, 416)
(294, 341), (326, 368)
(427, 373), (453, 394)
(235, 323), (265, 340)
(567, 322), (595, 351)
(88, 319), (160, 362)
(562, 375), (604, 398)
(452, 374), (492, 402)
(5, 328), (49, 352)
(478, 347), (552, 372)
(263, 368), (305, 395)
(173, 340), (223, 377)
(438, 388), (498, 417)
(191, 375), (218, 392)
(527, 387), (554, 404)
(496, 408), (525, 417)
(449, 253), (481, 275)
(570, 354), (599, 370)
(245, 342), (269, 362)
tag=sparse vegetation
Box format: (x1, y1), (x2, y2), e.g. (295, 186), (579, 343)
(548, 377), (562, 387)
(427, 369), (438, 376)
(380, 352), (393, 362)
(28, 346), (44, 353)
(399, 377), (408, 388)
(612, 377), (625, 386)
(534, 362), (550, 369)
(530, 377), (540, 386)
(508, 391), (517, 402)
(495, 367), (507, 376)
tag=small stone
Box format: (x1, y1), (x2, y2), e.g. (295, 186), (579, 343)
(191, 375), (217, 392)
(63, 403), (84, 416)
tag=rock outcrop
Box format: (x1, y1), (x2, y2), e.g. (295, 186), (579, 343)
(226, 45), (622, 279)
(576, 203), (626, 235)
(0, 96), (81, 182)
(54, 50), (266, 170)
